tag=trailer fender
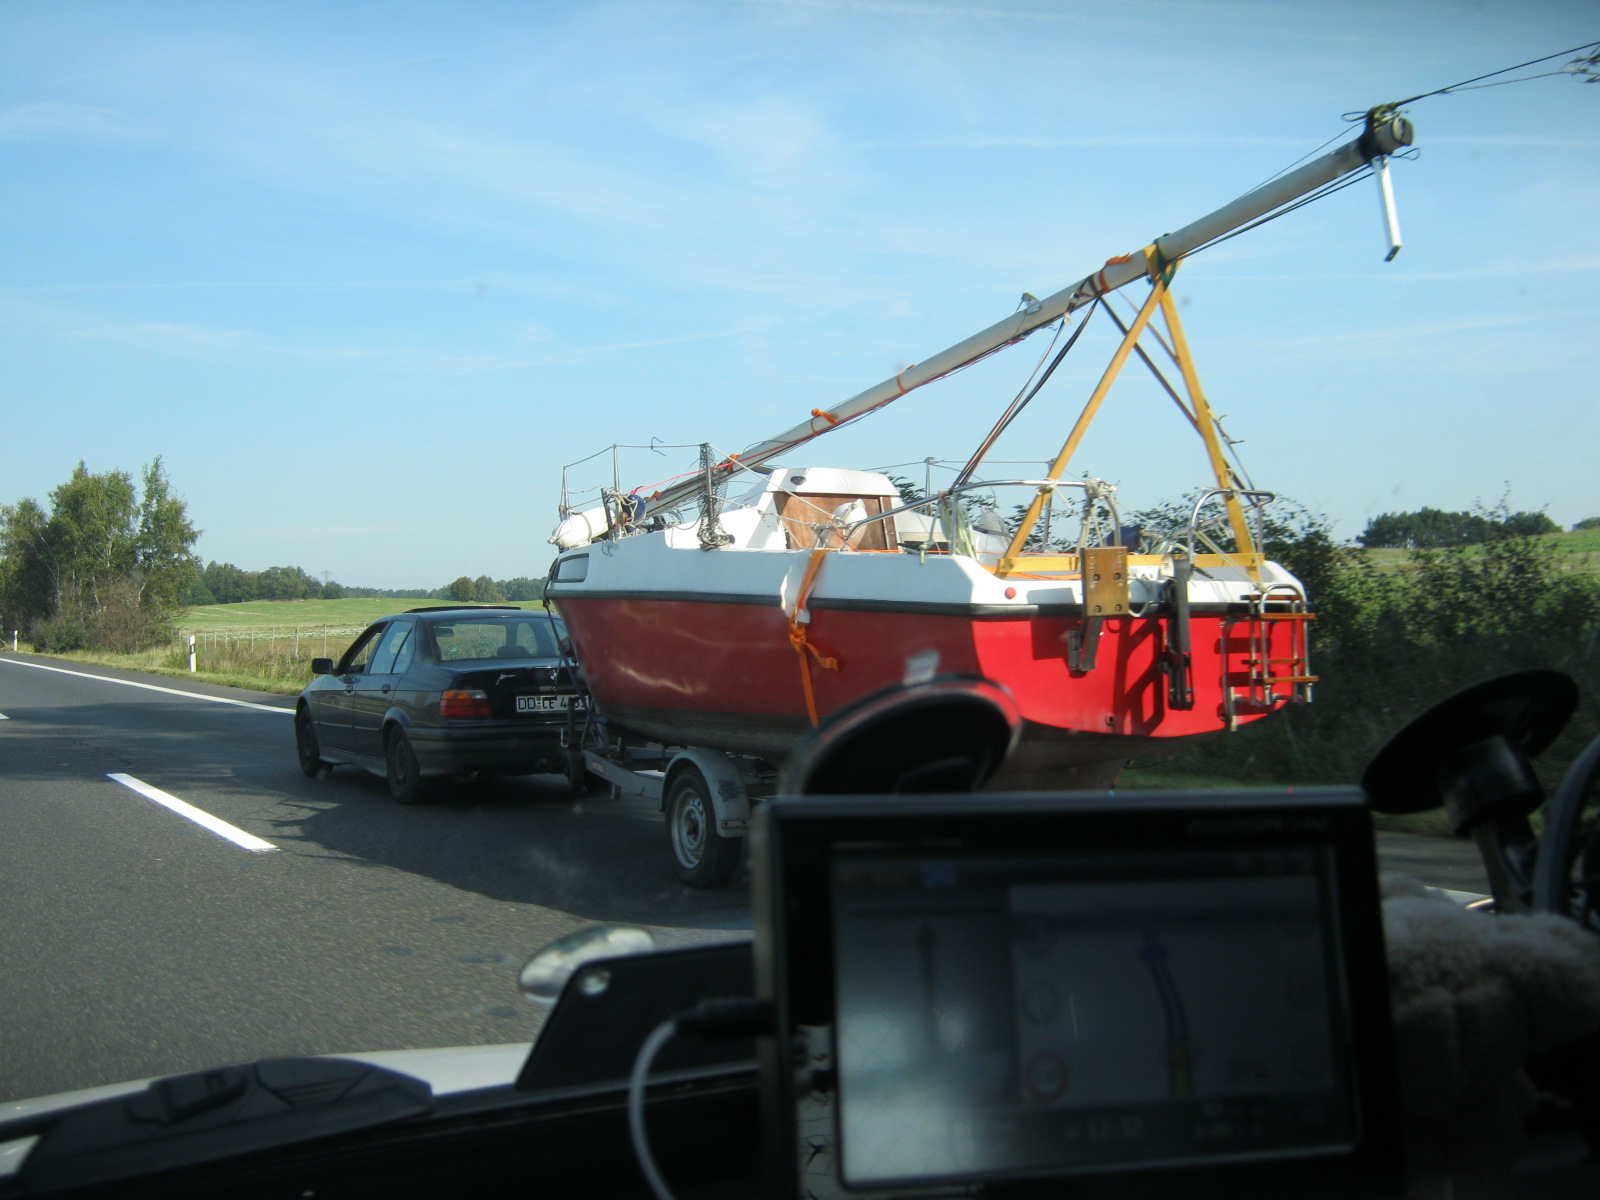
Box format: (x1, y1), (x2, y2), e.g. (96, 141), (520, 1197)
(663, 749), (751, 838)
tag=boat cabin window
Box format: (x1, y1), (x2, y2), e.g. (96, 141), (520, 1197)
(774, 492), (897, 551)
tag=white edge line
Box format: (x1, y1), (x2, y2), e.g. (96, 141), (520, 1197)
(108, 773), (277, 853)
(0, 657), (292, 713)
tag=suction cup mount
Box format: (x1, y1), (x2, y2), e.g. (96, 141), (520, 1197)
(1361, 670), (1578, 912)
(780, 674), (1021, 796)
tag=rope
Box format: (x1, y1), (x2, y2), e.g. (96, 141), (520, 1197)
(787, 548), (839, 726)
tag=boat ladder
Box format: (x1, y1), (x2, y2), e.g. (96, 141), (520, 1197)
(1224, 584), (1317, 730)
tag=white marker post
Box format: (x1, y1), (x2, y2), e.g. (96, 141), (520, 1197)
(187, 634), (197, 673)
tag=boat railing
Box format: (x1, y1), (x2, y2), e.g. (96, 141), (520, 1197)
(841, 479), (1091, 543)
(840, 479), (1290, 580)
(1172, 487), (1279, 570)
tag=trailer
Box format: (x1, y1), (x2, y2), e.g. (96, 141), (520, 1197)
(562, 700), (775, 889)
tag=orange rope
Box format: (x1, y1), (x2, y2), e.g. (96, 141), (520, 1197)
(788, 547), (839, 726)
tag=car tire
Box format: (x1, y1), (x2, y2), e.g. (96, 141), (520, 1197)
(665, 766), (741, 888)
(296, 708), (329, 778)
(385, 728), (431, 805)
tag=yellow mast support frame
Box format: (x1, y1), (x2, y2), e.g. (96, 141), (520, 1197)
(996, 246), (1262, 581)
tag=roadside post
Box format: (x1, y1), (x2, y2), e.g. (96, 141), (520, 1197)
(187, 634), (197, 673)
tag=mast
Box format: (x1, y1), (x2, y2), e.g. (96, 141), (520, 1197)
(631, 114), (1413, 521)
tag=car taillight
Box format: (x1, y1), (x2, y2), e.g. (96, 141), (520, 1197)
(440, 689), (491, 718)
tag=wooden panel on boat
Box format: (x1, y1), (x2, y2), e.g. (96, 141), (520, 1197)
(774, 492), (896, 551)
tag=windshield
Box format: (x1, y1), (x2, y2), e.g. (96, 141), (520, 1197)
(2, 4), (1596, 1171)
(430, 617), (562, 662)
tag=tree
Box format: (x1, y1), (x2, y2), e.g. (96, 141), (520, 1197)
(446, 576), (477, 602)
(473, 574), (505, 602)
(1358, 504), (1560, 549)
(134, 458), (200, 611)
(1575, 517), (1600, 532)
(255, 565), (318, 601)
(502, 576), (544, 602)
(0, 459), (200, 651)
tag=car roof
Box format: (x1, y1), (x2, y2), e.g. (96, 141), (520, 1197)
(403, 605), (525, 615)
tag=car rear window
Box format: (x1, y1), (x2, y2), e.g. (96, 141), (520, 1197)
(428, 617), (563, 662)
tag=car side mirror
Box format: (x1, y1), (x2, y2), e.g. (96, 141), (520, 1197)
(311, 658), (336, 675)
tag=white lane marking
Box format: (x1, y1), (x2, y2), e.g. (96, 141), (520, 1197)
(108, 773), (278, 853)
(0, 657), (291, 714)
(0, 713), (8, 719)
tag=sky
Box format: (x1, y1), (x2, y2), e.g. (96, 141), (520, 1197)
(2, 0), (1596, 590)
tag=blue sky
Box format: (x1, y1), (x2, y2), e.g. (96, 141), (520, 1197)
(3, 0), (1596, 589)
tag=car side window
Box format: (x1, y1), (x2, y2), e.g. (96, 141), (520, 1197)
(389, 626), (415, 675)
(368, 622), (412, 676)
(338, 624), (387, 675)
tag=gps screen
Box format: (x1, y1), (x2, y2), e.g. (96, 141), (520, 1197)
(830, 847), (1354, 1187)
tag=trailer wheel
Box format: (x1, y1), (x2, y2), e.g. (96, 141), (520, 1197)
(666, 765), (741, 888)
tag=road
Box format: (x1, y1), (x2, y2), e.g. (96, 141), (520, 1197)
(0, 653), (1492, 1105)
(0, 653), (747, 1104)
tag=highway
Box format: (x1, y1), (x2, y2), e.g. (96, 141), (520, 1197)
(0, 653), (1491, 1106)
(0, 653), (747, 1104)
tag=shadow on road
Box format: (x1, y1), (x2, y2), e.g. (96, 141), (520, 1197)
(266, 769), (753, 930)
(0, 692), (749, 930)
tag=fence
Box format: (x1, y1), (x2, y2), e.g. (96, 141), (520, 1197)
(168, 625), (369, 683)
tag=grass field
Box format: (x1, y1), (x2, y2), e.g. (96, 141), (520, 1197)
(178, 597), (543, 632)
(19, 598), (552, 695)
(1361, 528), (1600, 575)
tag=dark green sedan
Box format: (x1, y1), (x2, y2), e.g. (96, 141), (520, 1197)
(294, 606), (586, 803)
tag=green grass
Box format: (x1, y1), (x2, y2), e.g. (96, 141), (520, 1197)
(12, 598), (553, 694)
(179, 596), (544, 633)
(1360, 529), (1600, 576)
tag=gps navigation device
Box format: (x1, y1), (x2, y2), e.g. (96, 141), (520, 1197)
(752, 788), (1401, 1199)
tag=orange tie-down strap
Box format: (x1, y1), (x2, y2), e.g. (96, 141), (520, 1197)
(788, 547), (840, 726)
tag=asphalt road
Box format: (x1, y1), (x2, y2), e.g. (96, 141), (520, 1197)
(0, 652), (1492, 1105)
(0, 652), (748, 1104)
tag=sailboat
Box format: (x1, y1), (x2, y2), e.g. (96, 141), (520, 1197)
(545, 111), (1414, 788)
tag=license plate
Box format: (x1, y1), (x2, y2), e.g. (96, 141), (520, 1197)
(516, 694), (585, 713)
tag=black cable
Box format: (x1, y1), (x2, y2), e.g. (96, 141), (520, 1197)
(1348, 38), (1600, 116)
(1179, 169), (1374, 261)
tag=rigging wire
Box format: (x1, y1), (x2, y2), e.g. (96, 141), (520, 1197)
(1352, 38), (1600, 115)
(1179, 168), (1375, 261)
(1250, 40), (1597, 205)
(954, 307), (1097, 486)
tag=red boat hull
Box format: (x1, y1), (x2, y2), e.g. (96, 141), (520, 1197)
(556, 594), (1273, 778)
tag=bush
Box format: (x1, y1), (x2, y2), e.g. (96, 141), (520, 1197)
(29, 612), (94, 653)
(27, 583), (176, 654)
(1149, 519), (1600, 791)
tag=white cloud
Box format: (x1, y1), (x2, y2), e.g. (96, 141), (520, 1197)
(0, 102), (133, 140)
(58, 321), (250, 353)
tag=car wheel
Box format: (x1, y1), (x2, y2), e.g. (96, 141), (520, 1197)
(385, 728), (431, 805)
(296, 709), (329, 778)
(665, 766), (741, 888)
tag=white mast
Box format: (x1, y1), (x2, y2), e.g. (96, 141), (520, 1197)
(576, 114), (1413, 533)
